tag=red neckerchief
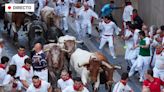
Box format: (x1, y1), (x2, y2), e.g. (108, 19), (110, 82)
(127, 2), (132, 5)
(120, 80), (127, 86)
(22, 65), (30, 71)
(160, 34), (164, 38)
(12, 82), (18, 88)
(73, 84), (83, 91)
(18, 52), (25, 58)
(84, 8), (89, 11)
(105, 20), (111, 24)
(132, 14), (138, 20)
(0, 64), (5, 69)
(34, 80), (42, 89)
(62, 77), (71, 81)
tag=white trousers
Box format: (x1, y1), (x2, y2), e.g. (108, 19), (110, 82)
(37, 0), (45, 16)
(75, 20), (82, 39)
(99, 35), (116, 57)
(123, 21), (127, 29)
(128, 48), (139, 64)
(153, 67), (164, 81)
(129, 58), (138, 77)
(81, 22), (92, 35)
(60, 16), (68, 31)
(136, 55), (151, 79)
(150, 50), (156, 68)
(125, 47), (132, 60)
(34, 69), (48, 82)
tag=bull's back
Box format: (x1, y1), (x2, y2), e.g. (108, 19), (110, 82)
(94, 52), (109, 63)
(71, 48), (93, 67)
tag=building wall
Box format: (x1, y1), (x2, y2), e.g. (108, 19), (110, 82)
(94, 0), (124, 27)
(94, 0), (138, 27)
(138, 0), (164, 26)
(95, 0), (164, 27)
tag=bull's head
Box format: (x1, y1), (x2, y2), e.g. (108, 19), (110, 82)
(78, 55), (121, 83)
(64, 40), (76, 55)
(43, 43), (69, 68)
(59, 35), (83, 56)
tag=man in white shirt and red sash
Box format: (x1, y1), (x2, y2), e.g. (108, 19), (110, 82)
(0, 56), (9, 92)
(153, 45), (164, 81)
(63, 77), (89, 92)
(113, 72), (133, 92)
(77, 2), (98, 39)
(26, 75), (52, 92)
(20, 58), (34, 90)
(98, 16), (121, 59)
(122, 1), (133, 30)
(10, 46), (29, 79)
(56, 0), (70, 32)
(57, 69), (74, 91)
(121, 21), (134, 71)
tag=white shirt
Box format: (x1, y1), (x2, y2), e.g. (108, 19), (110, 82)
(99, 21), (120, 36)
(143, 37), (151, 46)
(133, 29), (140, 46)
(0, 74), (22, 91)
(154, 51), (164, 69)
(112, 81), (132, 92)
(71, 6), (84, 22)
(57, 78), (74, 90)
(56, 0), (70, 17)
(78, 8), (98, 24)
(26, 80), (50, 92)
(0, 74), (13, 91)
(124, 29), (134, 48)
(62, 85), (89, 92)
(0, 68), (6, 84)
(151, 34), (160, 47)
(10, 54), (29, 77)
(122, 5), (133, 22)
(20, 67), (34, 87)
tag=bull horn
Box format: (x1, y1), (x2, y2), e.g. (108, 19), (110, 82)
(78, 63), (89, 68)
(78, 63), (82, 67)
(114, 65), (122, 69)
(56, 36), (59, 42)
(101, 61), (113, 69)
(75, 40), (83, 43)
(61, 48), (69, 53)
(48, 40), (55, 43)
(44, 48), (50, 52)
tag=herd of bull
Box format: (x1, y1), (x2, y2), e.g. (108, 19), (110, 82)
(2, 5), (63, 49)
(43, 35), (122, 92)
(0, 3), (122, 92)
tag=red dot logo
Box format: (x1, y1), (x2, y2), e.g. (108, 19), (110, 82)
(8, 6), (11, 9)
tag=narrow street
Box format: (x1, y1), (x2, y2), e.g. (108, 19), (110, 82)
(0, 15), (142, 91)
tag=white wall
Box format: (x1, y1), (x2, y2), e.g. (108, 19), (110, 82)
(138, 0), (164, 26)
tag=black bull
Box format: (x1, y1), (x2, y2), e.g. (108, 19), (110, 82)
(28, 20), (64, 50)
